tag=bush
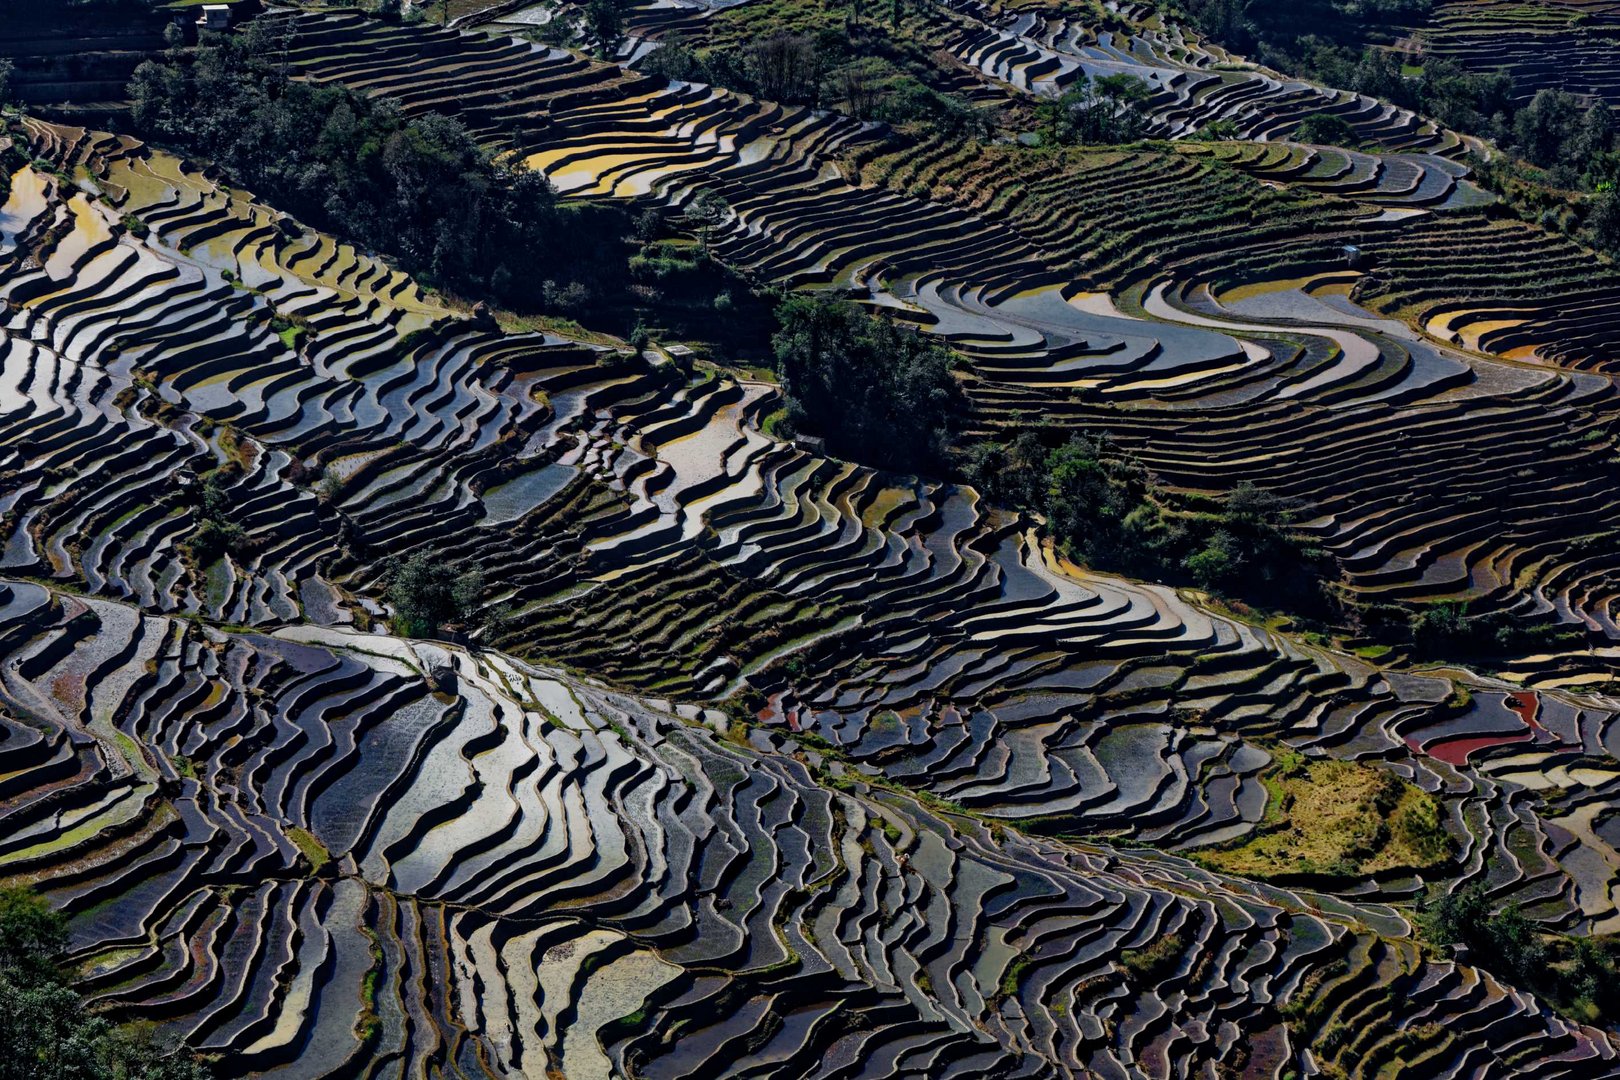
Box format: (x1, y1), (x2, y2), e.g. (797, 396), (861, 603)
(772, 294), (962, 472)
(384, 550), (485, 637)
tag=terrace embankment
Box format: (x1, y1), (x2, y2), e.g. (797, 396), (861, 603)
(10, 121), (1620, 931)
(0, 0), (181, 120)
(2, 580), (1618, 1077)
(222, 9), (1620, 678)
(1385, 0), (1620, 114)
(10, 99), (1620, 1072)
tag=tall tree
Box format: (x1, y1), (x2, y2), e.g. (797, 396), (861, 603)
(772, 295), (961, 471)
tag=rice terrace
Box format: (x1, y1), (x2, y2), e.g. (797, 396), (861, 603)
(4, 0), (1620, 1075)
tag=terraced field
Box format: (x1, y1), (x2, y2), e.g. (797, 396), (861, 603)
(1422, 0), (1620, 111)
(0, 105), (1618, 1075)
(940, 0), (1476, 150)
(228, 10), (1620, 678)
(6, 0), (1620, 1075)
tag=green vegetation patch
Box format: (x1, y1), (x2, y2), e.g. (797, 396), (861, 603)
(1422, 883), (1620, 1024)
(1197, 752), (1452, 880)
(287, 826), (331, 873)
(1120, 932), (1187, 983)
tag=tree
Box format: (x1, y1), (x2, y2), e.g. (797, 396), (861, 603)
(685, 187), (730, 251)
(963, 431), (1047, 510)
(585, 0), (622, 50)
(0, 888), (66, 990)
(0, 58), (14, 108)
(638, 42), (708, 84)
(1036, 73), (1153, 146)
(1513, 88), (1583, 172)
(0, 887), (209, 1080)
(1184, 529), (1240, 589)
(186, 471), (247, 565)
(633, 206), (663, 242)
(1574, 103), (1614, 176)
(384, 550), (484, 637)
(746, 33), (820, 105)
(1295, 112), (1357, 146)
(771, 295), (962, 472)
(837, 64), (879, 120)
(1590, 189), (1620, 256)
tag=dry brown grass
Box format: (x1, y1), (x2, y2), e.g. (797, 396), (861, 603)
(1198, 756), (1452, 880)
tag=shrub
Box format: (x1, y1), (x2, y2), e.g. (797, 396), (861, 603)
(1120, 933), (1186, 983)
(772, 294), (962, 472)
(384, 550), (485, 637)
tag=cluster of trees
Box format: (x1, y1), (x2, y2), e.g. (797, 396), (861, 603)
(621, 195), (777, 358)
(964, 432), (1340, 617)
(1404, 598), (1584, 658)
(1175, 0), (1432, 60)
(127, 26), (627, 314)
(383, 549), (485, 638)
(1297, 47), (1618, 189)
(770, 295), (963, 472)
(0, 887), (209, 1079)
(184, 469), (248, 565)
(1034, 73), (1155, 146)
(1423, 884), (1620, 1023)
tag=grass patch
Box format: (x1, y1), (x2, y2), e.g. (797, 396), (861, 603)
(1196, 755), (1452, 881)
(1120, 932), (1186, 983)
(998, 952), (1034, 999)
(287, 826), (331, 873)
(761, 406), (789, 439)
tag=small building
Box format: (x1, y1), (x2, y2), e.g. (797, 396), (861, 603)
(197, 5), (232, 30)
(793, 434), (826, 455)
